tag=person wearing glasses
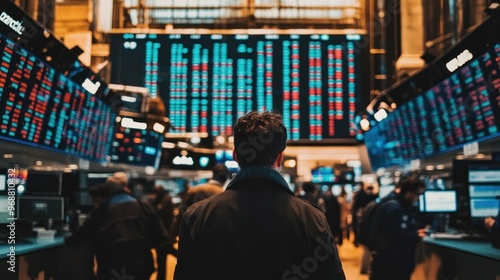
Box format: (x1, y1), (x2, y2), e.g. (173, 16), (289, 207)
(369, 176), (428, 280)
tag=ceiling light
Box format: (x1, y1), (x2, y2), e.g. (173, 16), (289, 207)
(374, 109), (388, 122)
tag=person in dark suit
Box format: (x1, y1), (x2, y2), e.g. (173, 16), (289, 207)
(174, 111), (345, 280)
(66, 176), (168, 280)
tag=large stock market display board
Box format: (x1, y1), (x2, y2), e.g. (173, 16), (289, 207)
(109, 32), (368, 141)
(366, 43), (500, 170)
(0, 33), (115, 160)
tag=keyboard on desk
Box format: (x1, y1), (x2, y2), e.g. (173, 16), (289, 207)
(430, 232), (465, 239)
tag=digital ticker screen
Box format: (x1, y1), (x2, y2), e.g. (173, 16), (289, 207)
(110, 32), (368, 141)
(110, 126), (164, 169)
(0, 33), (115, 160)
(366, 43), (500, 170)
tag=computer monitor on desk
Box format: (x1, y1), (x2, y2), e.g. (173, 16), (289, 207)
(419, 190), (458, 213)
(17, 196), (65, 225)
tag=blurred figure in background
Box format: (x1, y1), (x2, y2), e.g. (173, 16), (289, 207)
(484, 202), (500, 248)
(352, 183), (378, 246)
(147, 185), (176, 280)
(298, 181), (325, 211)
(337, 185), (351, 245)
(66, 178), (168, 280)
(324, 186), (342, 244)
(352, 183), (377, 274)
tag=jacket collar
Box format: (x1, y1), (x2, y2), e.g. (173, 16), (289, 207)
(226, 165), (294, 195)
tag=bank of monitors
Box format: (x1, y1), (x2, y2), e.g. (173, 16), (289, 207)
(109, 32), (368, 141)
(468, 164), (500, 218)
(0, 33), (115, 160)
(17, 196), (65, 221)
(365, 42), (500, 170)
(418, 190), (458, 213)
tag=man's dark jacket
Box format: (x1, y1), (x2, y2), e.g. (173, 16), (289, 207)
(66, 193), (168, 279)
(174, 166), (346, 280)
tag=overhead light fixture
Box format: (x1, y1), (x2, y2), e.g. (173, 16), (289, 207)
(360, 118), (370, 131)
(190, 136), (201, 144)
(68, 164), (78, 169)
(153, 123), (166, 133)
(4, 154), (13, 159)
(436, 165), (445, 170)
(162, 142), (176, 149)
(121, 117), (147, 130)
(35, 161), (43, 166)
(425, 165), (435, 171)
(374, 109), (388, 122)
(177, 141), (189, 148)
(456, 155), (465, 159)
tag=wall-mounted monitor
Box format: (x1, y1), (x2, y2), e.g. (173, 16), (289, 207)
(110, 126), (164, 169)
(468, 185), (500, 218)
(25, 171), (61, 195)
(109, 31), (368, 142)
(311, 166), (335, 183)
(0, 32), (115, 160)
(418, 190), (457, 213)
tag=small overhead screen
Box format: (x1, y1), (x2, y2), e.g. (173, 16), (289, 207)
(468, 163), (500, 218)
(469, 164), (500, 183)
(17, 196), (65, 221)
(419, 190), (457, 213)
(311, 166), (335, 183)
(26, 171), (61, 195)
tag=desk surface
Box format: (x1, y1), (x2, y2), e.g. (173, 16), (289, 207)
(423, 236), (500, 261)
(0, 234), (69, 259)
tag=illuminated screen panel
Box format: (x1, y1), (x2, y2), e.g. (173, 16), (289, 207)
(366, 43), (500, 170)
(418, 190), (457, 213)
(0, 33), (115, 160)
(110, 126), (164, 169)
(110, 33), (368, 141)
(311, 166), (335, 183)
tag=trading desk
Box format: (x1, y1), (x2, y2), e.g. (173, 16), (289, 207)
(0, 234), (93, 280)
(412, 236), (500, 280)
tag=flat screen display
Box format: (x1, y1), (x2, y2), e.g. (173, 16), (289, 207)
(0, 33), (115, 160)
(378, 185), (394, 199)
(26, 171), (61, 195)
(311, 166), (335, 183)
(0, 195), (10, 223)
(17, 196), (64, 221)
(469, 185), (500, 218)
(418, 190), (457, 213)
(365, 43), (500, 170)
(469, 164), (500, 183)
(110, 32), (368, 141)
(110, 126), (164, 169)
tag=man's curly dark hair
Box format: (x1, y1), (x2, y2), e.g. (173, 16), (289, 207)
(233, 111), (287, 167)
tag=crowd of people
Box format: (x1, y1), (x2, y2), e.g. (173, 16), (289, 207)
(65, 111), (500, 280)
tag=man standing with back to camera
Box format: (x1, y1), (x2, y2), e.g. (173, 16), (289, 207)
(174, 111), (345, 280)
